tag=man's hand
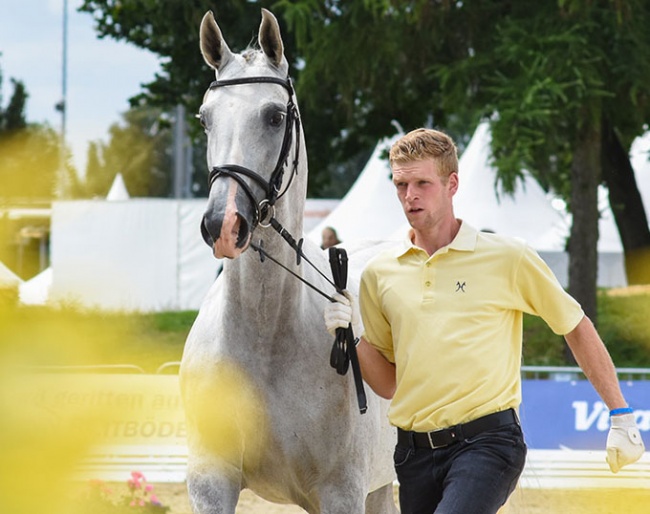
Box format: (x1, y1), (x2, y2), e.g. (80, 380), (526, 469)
(324, 291), (362, 337)
(606, 413), (645, 473)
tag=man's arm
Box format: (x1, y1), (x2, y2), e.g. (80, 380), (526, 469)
(356, 337), (396, 400)
(563, 315), (626, 409)
(323, 292), (396, 399)
(564, 315), (645, 473)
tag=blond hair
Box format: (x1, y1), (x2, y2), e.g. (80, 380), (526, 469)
(389, 128), (458, 179)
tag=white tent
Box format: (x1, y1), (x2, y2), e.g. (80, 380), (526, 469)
(49, 199), (220, 312)
(106, 173), (130, 201)
(630, 130), (650, 205)
(303, 198), (340, 234)
(368, 123), (629, 287)
(303, 123), (628, 286)
(307, 134), (404, 246)
(443, 122), (572, 251)
(19, 267), (52, 305)
(0, 260), (22, 287)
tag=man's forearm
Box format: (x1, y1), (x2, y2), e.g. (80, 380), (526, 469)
(356, 337), (396, 400)
(564, 316), (627, 410)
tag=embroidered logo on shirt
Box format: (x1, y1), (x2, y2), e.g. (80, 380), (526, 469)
(455, 281), (466, 292)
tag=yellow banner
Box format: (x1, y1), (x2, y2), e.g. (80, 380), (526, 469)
(12, 373), (186, 446)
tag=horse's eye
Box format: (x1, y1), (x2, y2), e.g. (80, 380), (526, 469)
(269, 111), (285, 127)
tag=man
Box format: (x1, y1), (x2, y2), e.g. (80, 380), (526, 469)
(321, 226), (342, 249)
(324, 128), (645, 514)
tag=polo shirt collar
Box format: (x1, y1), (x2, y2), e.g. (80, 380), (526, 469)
(393, 219), (478, 259)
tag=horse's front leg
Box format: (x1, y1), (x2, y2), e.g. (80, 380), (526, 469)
(365, 484), (399, 514)
(316, 476), (367, 514)
(186, 455), (241, 514)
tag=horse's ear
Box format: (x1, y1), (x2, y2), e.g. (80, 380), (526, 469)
(200, 10), (233, 71)
(259, 8), (284, 68)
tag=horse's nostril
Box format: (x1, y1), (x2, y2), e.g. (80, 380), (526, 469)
(236, 215), (250, 248)
(201, 216), (216, 247)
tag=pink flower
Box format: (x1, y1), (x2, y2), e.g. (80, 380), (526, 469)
(129, 500), (137, 507)
(139, 499), (145, 506)
(145, 484), (154, 492)
(150, 494), (161, 505)
(131, 471), (145, 480)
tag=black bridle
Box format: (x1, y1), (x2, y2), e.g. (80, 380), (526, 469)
(203, 74), (367, 414)
(205, 75), (301, 228)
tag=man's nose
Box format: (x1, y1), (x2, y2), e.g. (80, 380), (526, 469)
(405, 184), (418, 201)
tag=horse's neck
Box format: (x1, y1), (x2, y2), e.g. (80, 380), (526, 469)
(224, 183), (308, 306)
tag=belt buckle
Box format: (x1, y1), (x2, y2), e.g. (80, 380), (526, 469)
(426, 429), (447, 449)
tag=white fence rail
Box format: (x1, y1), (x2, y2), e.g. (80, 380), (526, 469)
(73, 446), (650, 489)
(74, 445), (188, 483)
(521, 449), (650, 489)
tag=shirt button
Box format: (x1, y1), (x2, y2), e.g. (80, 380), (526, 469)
(425, 281), (431, 287)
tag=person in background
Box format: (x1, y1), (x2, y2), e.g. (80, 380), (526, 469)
(321, 226), (341, 249)
(323, 128), (645, 514)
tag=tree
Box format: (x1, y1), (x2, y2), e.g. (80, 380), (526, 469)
(77, 1), (650, 324)
(0, 71), (67, 201)
(77, 0), (380, 197)
(83, 106), (173, 197)
(280, 1), (650, 319)
(2, 78), (27, 132)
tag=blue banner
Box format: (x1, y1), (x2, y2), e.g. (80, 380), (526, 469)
(520, 380), (650, 450)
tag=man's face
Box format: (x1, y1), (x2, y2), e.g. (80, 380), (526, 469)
(321, 229), (338, 249)
(392, 159), (458, 230)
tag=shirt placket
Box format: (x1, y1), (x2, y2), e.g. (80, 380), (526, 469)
(423, 257), (435, 301)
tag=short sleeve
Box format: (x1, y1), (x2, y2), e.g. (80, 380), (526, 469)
(359, 265), (396, 363)
(515, 245), (584, 335)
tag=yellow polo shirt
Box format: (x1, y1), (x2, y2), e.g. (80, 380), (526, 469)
(359, 221), (584, 432)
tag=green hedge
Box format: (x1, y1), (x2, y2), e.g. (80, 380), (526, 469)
(2, 291), (649, 371)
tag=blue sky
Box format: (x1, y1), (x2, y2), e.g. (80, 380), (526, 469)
(0, 0), (161, 173)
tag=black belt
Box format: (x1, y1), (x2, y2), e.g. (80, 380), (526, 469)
(397, 409), (519, 449)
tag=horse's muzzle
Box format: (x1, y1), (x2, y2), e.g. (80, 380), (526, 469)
(201, 180), (256, 259)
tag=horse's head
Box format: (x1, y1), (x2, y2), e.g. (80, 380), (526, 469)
(198, 9), (302, 259)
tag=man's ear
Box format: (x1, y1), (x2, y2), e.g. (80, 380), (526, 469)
(448, 172), (459, 195)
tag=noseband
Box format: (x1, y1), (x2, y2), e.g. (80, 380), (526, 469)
(205, 75), (301, 228)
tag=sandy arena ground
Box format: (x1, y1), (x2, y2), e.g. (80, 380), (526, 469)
(156, 482), (650, 514)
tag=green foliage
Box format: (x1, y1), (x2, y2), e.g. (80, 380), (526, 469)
(522, 314), (568, 366)
(0, 305), (190, 372)
(0, 123), (62, 199)
(522, 291), (650, 367)
(75, 1), (650, 202)
(3, 293), (649, 371)
(597, 292), (650, 367)
(0, 64), (77, 200)
(2, 78), (27, 131)
(82, 106), (173, 198)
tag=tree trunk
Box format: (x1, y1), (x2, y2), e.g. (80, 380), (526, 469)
(566, 122), (601, 363)
(601, 121), (650, 284)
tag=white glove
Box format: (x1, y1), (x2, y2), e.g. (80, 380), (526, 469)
(606, 413), (645, 473)
(323, 291), (362, 337)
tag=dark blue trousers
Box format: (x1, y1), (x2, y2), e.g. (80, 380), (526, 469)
(394, 423), (527, 514)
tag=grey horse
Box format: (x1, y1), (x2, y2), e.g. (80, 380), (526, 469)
(179, 8), (398, 514)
